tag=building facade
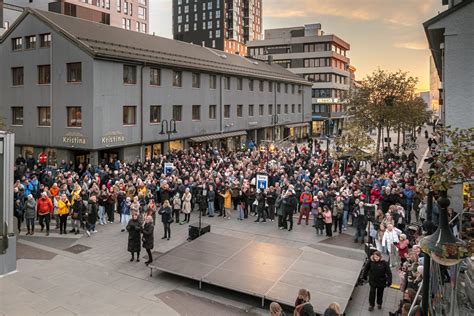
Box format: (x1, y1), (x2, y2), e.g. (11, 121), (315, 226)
(0, 9), (311, 166)
(173, 0), (262, 56)
(0, 0), (149, 35)
(424, 0), (474, 130)
(247, 24), (351, 138)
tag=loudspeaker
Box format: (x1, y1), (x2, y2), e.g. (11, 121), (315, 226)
(188, 223), (211, 241)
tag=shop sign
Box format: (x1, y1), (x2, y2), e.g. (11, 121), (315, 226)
(62, 132), (86, 144)
(102, 131), (125, 144)
(315, 98), (340, 104)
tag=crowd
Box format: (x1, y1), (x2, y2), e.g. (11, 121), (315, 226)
(12, 127), (471, 314)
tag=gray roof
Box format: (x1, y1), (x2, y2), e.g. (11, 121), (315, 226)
(3, 9), (311, 86)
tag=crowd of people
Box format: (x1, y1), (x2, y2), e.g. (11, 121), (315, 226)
(12, 127), (471, 314)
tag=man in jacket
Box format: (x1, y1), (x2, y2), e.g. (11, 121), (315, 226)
(36, 192), (53, 236)
(363, 250), (392, 311)
(298, 187), (313, 225)
(281, 190), (298, 231)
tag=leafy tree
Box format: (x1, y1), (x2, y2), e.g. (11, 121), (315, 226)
(334, 122), (375, 162)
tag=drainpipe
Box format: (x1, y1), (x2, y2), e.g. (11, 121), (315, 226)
(219, 75), (223, 135)
(273, 81), (277, 140)
(140, 64), (145, 161)
(49, 34), (53, 158)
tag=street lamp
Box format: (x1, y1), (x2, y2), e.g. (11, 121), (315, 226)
(160, 119), (177, 153)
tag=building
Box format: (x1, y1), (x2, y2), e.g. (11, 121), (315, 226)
(429, 56), (441, 120)
(0, 0), (149, 35)
(424, 0), (474, 130)
(248, 24), (351, 138)
(0, 9), (311, 166)
(172, 0), (262, 56)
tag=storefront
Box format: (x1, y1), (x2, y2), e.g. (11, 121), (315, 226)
(189, 131), (247, 151)
(145, 143), (163, 160)
(311, 121), (325, 137)
(284, 123), (309, 141)
(169, 140), (184, 151)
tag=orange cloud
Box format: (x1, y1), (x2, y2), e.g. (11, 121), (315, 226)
(394, 41), (429, 50)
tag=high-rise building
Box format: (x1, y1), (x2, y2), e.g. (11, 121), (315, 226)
(248, 24), (351, 137)
(1, 0), (149, 34)
(172, 0), (262, 56)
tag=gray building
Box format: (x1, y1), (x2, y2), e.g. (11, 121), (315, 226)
(247, 24), (351, 137)
(424, 0), (474, 130)
(0, 9), (311, 166)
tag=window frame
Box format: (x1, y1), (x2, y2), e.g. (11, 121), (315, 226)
(237, 104), (243, 117)
(123, 105), (137, 125)
(172, 70), (183, 87)
(67, 106), (82, 127)
(173, 105), (183, 121)
(192, 104), (201, 121)
(150, 68), (161, 86)
(11, 67), (24, 86)
(150, 105), (162, 124)
(25, 35), (36, 50)
(209, 104), (217, 119)
(37, 64), (51, 85)
(259, 104), (264, 116)
(66, 62), (82, 83)
(11, 107), (24, 126)
(224, 104), (230, 118)
(12, 37), (22, 51)
(123, 65), (137, 84)
(38, 106), (51, 127)
(192, 72), (201, 88)
(209, 74), (217, 89)
(248, 104), (254, 117)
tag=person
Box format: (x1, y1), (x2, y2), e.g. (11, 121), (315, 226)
(57, 194), (71, 235)
(220, 186), (232, 219)
(353, 202), (366, 243)
(294, 288), (315, 316)
(363, 250), (392, 311)
(282, 189), (297, 231)
(69, 195), (85, 234)
(266, 186), (277, 221)
(172, 192), (182, 223)
(142, 215), (155, 266)
(181, 188), (193, 223)
(255, 189), (267, 223)
(24, 194), (36, 235)
(126, 211), (142, 262)
(121, 196), (132, 232)
(323, 303), (342, 316)
(36, 192), (53, 236)
(382, 224), (400, 259)
(315, 206), (325, 235)
(332, 195), (344, 234)
(207, 185), (216, 217)
(158, 199), (172, 240)
(85, 195), (98, 237)
(269, 302), (285, 316)
(396, 234), (409, 265)
(298, 187), (312, 225)
(14, 198), (24, 233)
(323, 206), (333, 237)
(390, 288), (417, 316)
(424, 130), (428, 139)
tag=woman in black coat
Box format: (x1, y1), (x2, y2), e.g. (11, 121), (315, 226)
(142, 215), (155, 266)
(363, 250), (392, 311)
(126, 212), (142, 262)
(158, 200), (172, 240)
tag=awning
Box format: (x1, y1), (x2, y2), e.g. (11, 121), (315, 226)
(189, 131), (247, 143)
(284, 122), (310, 129)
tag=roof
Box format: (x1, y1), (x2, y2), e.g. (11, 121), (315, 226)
(423, 0), (473, 28)
(1, 9), (311, 86)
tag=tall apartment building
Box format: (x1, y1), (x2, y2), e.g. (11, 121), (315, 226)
(0, 0), (149, 34)
(248, 24), (351, 137)
(173, 0), (262, 56)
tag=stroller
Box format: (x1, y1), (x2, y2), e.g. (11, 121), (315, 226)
(357, 243), (377, 286)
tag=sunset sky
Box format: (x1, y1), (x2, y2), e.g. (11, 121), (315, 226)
(149, 0), (446, 92)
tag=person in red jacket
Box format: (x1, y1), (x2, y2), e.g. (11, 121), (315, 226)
(298, 187), (313, 225)
(36, 192), (53, 236)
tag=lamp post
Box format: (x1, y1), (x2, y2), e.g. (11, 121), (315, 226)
(272, 114), (279, 141)
(160, 119), (177, 153)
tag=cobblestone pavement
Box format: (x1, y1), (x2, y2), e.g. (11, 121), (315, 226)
(0, 129), (431, 316)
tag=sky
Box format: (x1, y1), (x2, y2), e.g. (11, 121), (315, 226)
(149, 0), (446, 92)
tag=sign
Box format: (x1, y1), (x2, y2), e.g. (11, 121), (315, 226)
(62, 132), (86, 144)
(101, 131), (125, 144)
(256, 174), (268, 190)
(164, 162), (173, 174)
(315, 98), (340, 104)
(384, 137), (392, 143)
(38, 152), (48, 164)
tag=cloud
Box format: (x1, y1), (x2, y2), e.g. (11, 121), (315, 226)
(264, 0), (438, 26)
(394, 41), (429, 50)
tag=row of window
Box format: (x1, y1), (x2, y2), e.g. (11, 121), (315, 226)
(177, 0), (219, 10)
(312, 104), (345, 113)
(312, 88), (348, 99)
(303, 57), (347, 69)
(11, 63), (81, 86)
(10, 102), (302, 127)
(12, 34), (51, 51)
(124, 65), (302, 93)
(304, 73), (348, 84)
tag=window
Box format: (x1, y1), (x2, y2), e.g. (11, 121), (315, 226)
(67, 107), (82, 127)
(11, 107), (23, 125)
(259, 80), (264, 92)
(209, 74), (217, 89)
(67, 62), (82, 82)
(284, 84), (288, 94)
(276, 83), (280, 93)
(284, 104), (288, 114)
(38, 65), (51, 84)
(150, 105), (161, 123)
(173, 71), (182, 87)
(298, 104), (302, 113)
(268, 104), (273, 115)
(192, 105), (201, 120)
(209, 104), (217, 119)
(224, 105), (230, 118)
(291, 104), (295, 113)
(269, 82), (273, 92)
(224, 76), (230, 89)
(304, 42), (330, 52)
(12, 37), (22, 51)
(237, 104), (243, 117)
(141, 23), (146, 33)
(117, 0), (121, 12)
(248, 79), (254, 91)
(138, 6), (146, 19)
(123, 106), (136, 125)
(25, 35), (36, 49)
(216, 10), (220, 18)
(150, 68), (161, 86)
(277, 104), (281, 114)
(248, 104), (254, 116)
(259, 104), (264, 116)
(216, 29), (220, 38)
(192, 73), (200, 88)
(12, 67), (24, 86)
(138, 0), (146, 4)
(38, 107), (51, 126)
(237, 78), (242, 90)
(292, 84), (295, 94)
(173, 105), (182, 121)
(123, 65), (136, 84)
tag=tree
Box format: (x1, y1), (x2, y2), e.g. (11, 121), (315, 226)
(0, 116), (8, 131)
(346, 69), (429, 158)
(333, 122), (375, 162)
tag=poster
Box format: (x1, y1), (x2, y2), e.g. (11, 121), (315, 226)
(256, 174), (268, 190)
(164, 162), (173, 174)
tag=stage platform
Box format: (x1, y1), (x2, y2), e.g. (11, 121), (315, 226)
(150, 233), (363, 314)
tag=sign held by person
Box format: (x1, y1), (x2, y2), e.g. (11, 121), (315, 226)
(256, 174), (268, 190)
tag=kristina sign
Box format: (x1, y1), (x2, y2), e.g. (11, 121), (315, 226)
(101, 131), (125, 144)
(62, 132), (86, 144)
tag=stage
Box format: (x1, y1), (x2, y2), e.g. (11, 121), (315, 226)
(150, 233), (364, 314)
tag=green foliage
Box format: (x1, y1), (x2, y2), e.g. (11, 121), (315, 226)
(428, 127), (474, 192)
(334, 122), (375, 162)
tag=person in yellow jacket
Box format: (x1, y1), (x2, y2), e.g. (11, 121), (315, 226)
(58, 194), (71, 234)
(220, 186), (232, 219)
(71, 183), (81, 204)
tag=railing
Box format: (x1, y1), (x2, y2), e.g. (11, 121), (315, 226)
(408, 280), (423, 316)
